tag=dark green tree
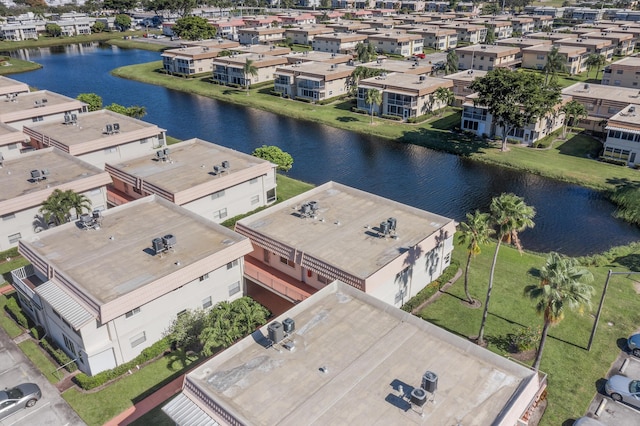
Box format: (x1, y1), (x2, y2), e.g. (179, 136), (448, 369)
(77, 93), (102, 112)
(355, 42), (376, 63)
(560, 100), (587, 139)
(543, 46), (566, 86)
(39, 189), (92, 226)
(172, 16), (217, 41)
(364, 88), (382, 124)
(443, 49), (458, 75)
(585, 54), (607, 80)
(91, 21), (106, 33)
(114, 14), (132, 31)
(45, 23), (62, 37)
(484, 26), (496, 44)
(252, 145), (293, 172)
(469, 69), (561, 152)
(103, 0), (137, 12)
(457, 210), (494, 304)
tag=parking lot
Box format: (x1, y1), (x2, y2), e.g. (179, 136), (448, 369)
(0, 330), (84, 426)
(584, 341), (640, 426)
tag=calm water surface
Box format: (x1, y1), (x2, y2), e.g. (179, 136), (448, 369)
(6, 43), (640, 256)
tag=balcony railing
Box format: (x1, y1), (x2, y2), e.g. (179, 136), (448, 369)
(11, 265), (38, 300)
(463, 111), (487, 121)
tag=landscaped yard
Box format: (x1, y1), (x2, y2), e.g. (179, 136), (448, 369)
(422, 240), (640, 425)
(18, 339), (62, 384)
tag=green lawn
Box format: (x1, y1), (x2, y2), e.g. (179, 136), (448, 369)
(18, 340), (62, 384)
(276, 174), (314, 201)
(421, 240), (640, 425)
(112, 62), (640, 192)
(0, 56), (42, 75)
(63, 350), (199, 426)
(0, 293), (23, 338)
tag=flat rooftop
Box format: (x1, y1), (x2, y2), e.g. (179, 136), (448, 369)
(236, 182), (455, 280)
(0, 76), (29, 94)
(609, 56), (640, 67)
(0, 90), (82, 115)
(563, 82), (640, 103)
(443, 69), (488, 83)
(179, 282), (539, 426)
(23, 196), (248, 304)
(608, 104), (640, 127)
(0, 147), (107, 202)
(25, 109), (161, 148)
(106, 138), (272, 194)
(359, 59), (432, 74)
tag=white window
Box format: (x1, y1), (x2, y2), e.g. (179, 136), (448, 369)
(214, 208), (227, 220)
(228, 281), (241, 296)
(318, 275), (330, 284)
(32, 116), (43, 122)
(202, 296), (212, 309)
(63, 334), (76, 355)
(2, 213), (15, 221)
(90, 188), (102, 195)
(125, 307), (141, 318)
(199, 273), (209, 281)
(251, 195), (260, 205)
(8, 233), (21, 244)
(130, 331), (146, 348)
(227, 259), (239, 269)
(211, 190), (225, 200)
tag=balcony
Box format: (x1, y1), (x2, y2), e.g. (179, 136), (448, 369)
(11, 265), (43, 302)
(244, 256), (316, 303)
(463, 111), (487, 121)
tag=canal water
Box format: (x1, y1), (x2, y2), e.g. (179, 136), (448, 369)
(5, 42), (640, 256)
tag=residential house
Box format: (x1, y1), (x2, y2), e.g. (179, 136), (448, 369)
(602, 104), (640, 165)
(212, 53), (289, 88)
(503, 17), (535, 35)
(365, 31), (424, 57)
(312, 32), (369, 55)
(241, 16), (281, 28)
(273, 62), (354, 102)
(179, 38), (240, 50)
(602, 56), (640, 88)
(359, 57), (433, 75)
(283, 25), (334, 45)
(163, 282), (546, 426)
(495, 37), (551, 62)
(554, 37), (615, 61)
(104, 138), (277, 220)
(277, 13), (316, 26)
(234, 181), (456, 307)
(238, 27), (286, 45)
(580, 31), (636, 56)
(518, 14), (555, 31)
(455, 44), (520, 71)
(410, 26), (457, 51)
(0, 90), (87, 131)
(55, 18), (92, 36)
(425, 1), (450, 12)
(357, 73), (454, 120)
(325, 21), (371, 33)
(229, 44), (291, 56)
(161, 46), (227, 76)
(23, 109), (167, 169)
(443, 69), (487, 107)
(521, 44), (587, 75)
(440, 23), (487, 45)
(400, 0), (427, 11)
(0, 22), (40, 41)
(210, 19), (245, 41)
(0, 148), (111, 251)
(11, 195), (253, 376)
(470, 19), (513, 40)
(562, 82), (640, 133)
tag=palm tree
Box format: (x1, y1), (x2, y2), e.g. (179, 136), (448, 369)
(433, 87), (454, 117)
(126, 105), (147, 119)
(443, 50), (458, 75)
(560, 100), (588, 139)
(365, 89), (382, 124)
(585, 54), (607, 79)
(525, 252), (594, 371)
(543, 46), (566, 86)
(457, 211), (494, 304)
(65, 191), (91, 220)
(243, 58), (258, 96)
(477, 193), (536, 346)
(39, 189), (92, 226)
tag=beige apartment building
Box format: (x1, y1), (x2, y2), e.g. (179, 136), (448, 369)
(0, 148), (111, 251)
(359, 57), (433, 75)
(312, 32), (369, 55)
(234, 181), (456, 308)
(284, 50), (352, 65)
(443, 69), (487, 107)
(441, 23), (487, 44)
(104, 138), (277, 220)
(11, 195), (253, 376)
(0, 76), (29, 99)
(603, 104), (640, 165)
(283, 25), (334, 45)
(0, 122), (28, 160)
(554, 37), (615, 61)
(410, 26), (457, 51)
(326, 21), (371, 33)
(580, 31), (636, 56)
(521, 44), (587, 75)
(229, 44), (291, 56)
(0, 90), (87, 131)
(470, 19), (513, 39)
(365, 31), (425, 57)
(456, 44), (520, 71)
(357, 73), (453, 120)
(161, 45), (225, 76)
(23, 109), (167, 169)
(212, 53), (288, 88)
(562, 82), (640, 133)
(601, 57), (640, 88)
(273, 62), (354, 102)
(237, 27), (286, 45)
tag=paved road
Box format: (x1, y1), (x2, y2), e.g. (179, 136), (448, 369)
(0, 328), (85, 426)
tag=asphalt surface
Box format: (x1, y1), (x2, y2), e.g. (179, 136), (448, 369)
(0, 328), (85, 426)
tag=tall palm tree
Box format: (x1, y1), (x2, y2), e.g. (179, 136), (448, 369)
(560, 100), (588, 139)
(457, 211), (494, 304)
(39, 189), (69, 227)
(65, 191), (92, 220)
(477, 193), (536, 346)
(525, 252), (594, 371)
(365, 88), (382, 124)
(585, 54), (607, 79)
(543, 46), (566, 86)
(243, 58), (258, 96)
(433, 87), (454, 117)
(443, 50), (458, 76)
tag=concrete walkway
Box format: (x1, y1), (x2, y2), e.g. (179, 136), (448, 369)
(104, 374), (185, 426)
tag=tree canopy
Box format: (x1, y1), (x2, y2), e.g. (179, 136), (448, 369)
(39, 189), (92, 227)
(114, 14), (132, 31)
(172, 16), (217, 40)
(45, 23), (61, 37)
(77, 93), (103, 112)
(469, 69), (561, 152)
(355, 42), (376, 63)
(252, 145), (293, 172)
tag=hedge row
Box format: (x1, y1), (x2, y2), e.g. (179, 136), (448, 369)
(401, 260), (460, 313)
(74, 337), (170, 390)
(5, 296), (29, 328)
(40, 337), (78, 373)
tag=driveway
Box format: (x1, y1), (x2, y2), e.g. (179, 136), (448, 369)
(0, 328), (85, 426)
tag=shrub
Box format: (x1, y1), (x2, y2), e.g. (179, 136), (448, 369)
(351, 107), (368, 115)
(295, 97), (313, 103)
(380, 114), (403, 121)
(509, 326), (541, 352)
(5, 296), (29, 328)
(401, 260), (460, 312)
(30, 326), (44, 340)
(407, 114), (432, 124)
(40, 337), (78, 372)
(74, 337), (170, 390)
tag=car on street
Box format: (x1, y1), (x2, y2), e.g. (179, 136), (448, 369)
(0, 383), (42, 420)
(605, 375), (640, 408)
(628, 334), (640, 357)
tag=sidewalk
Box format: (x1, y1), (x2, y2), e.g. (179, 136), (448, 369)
(104, 374), (185, 426)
